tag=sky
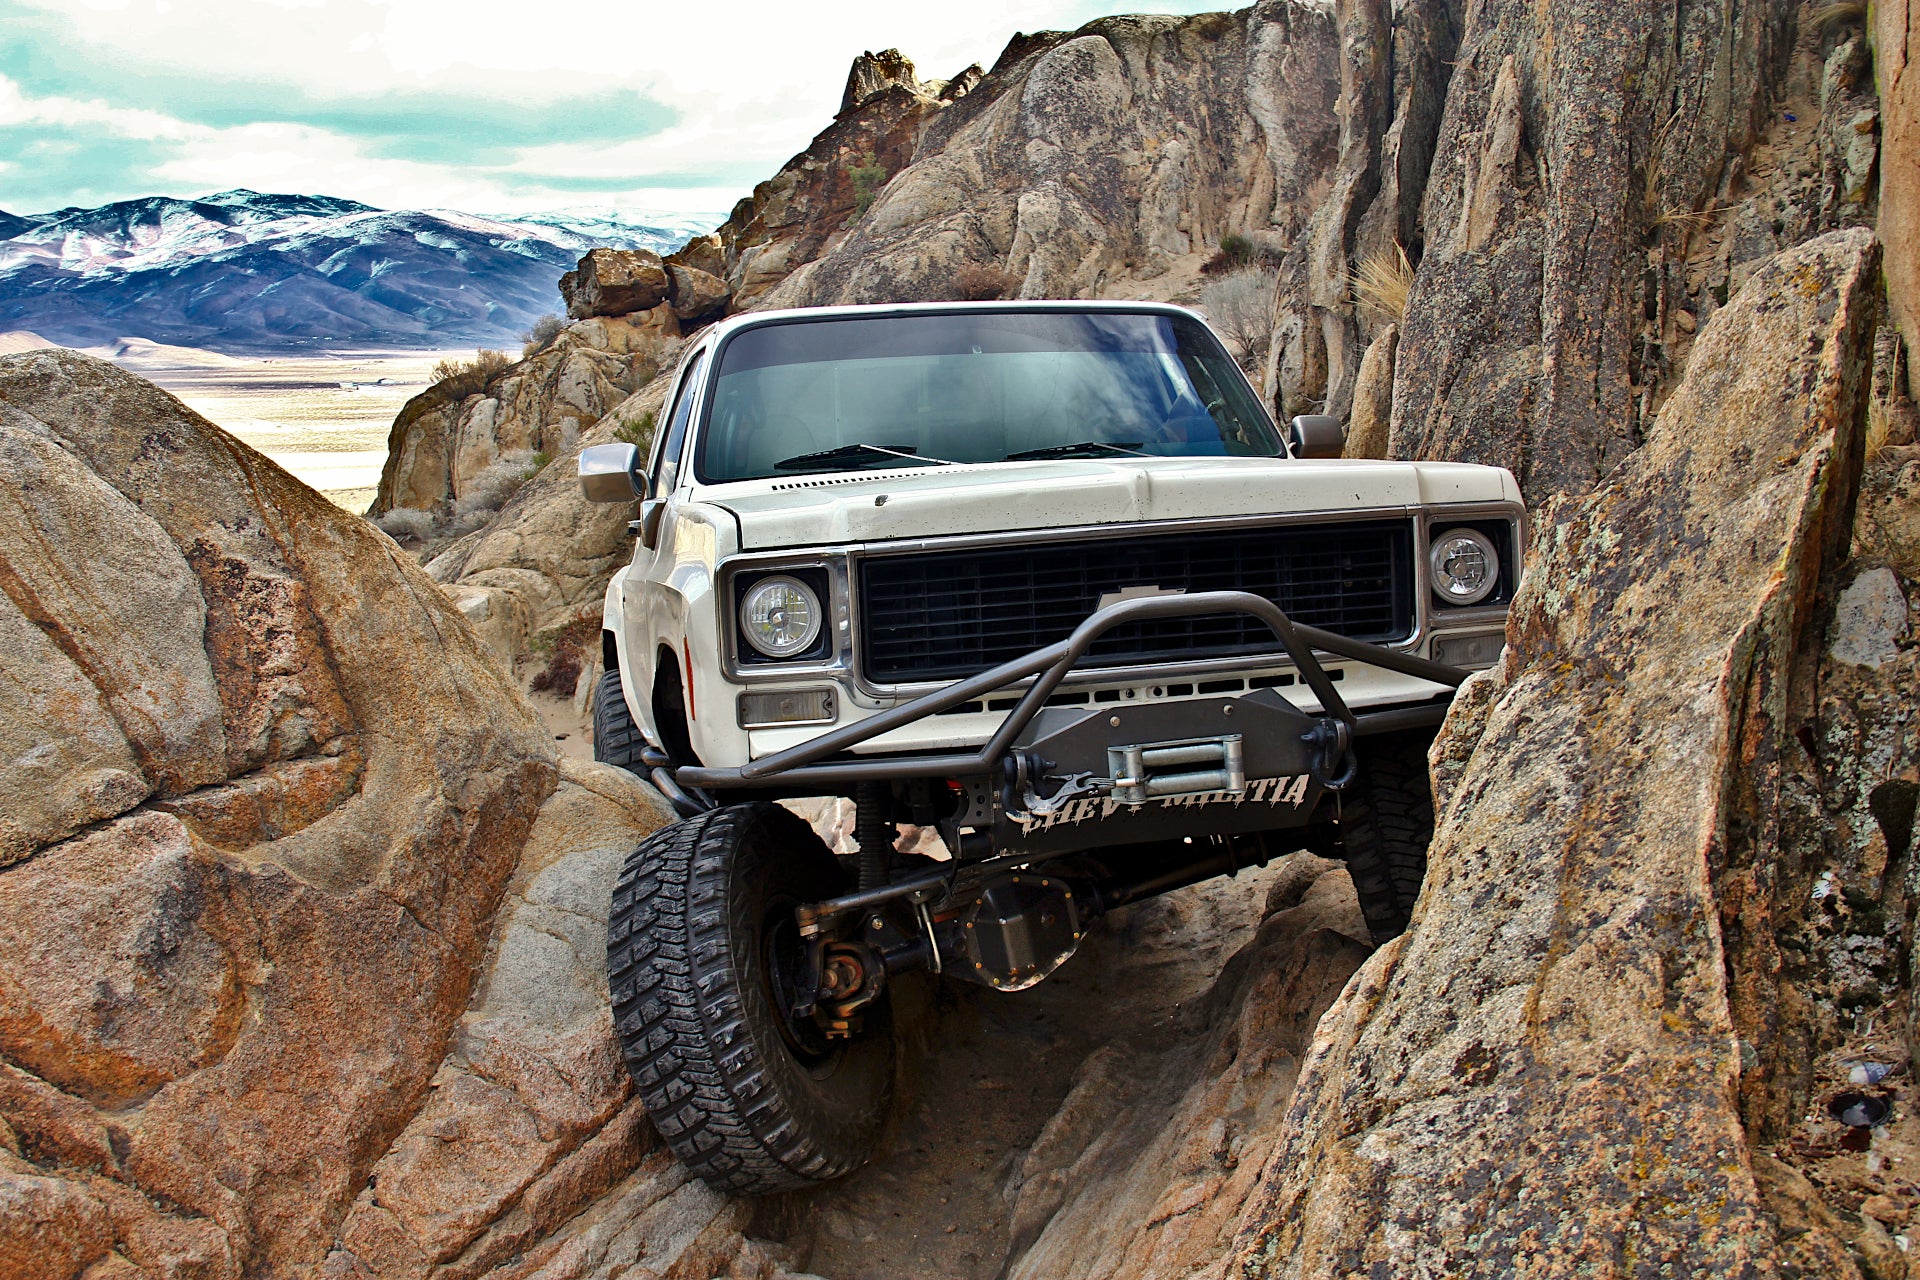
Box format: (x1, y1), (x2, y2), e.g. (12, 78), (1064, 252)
(0, 0), (1229, 222)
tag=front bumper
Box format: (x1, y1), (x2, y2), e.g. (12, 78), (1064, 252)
(675, 592), (1471, 848)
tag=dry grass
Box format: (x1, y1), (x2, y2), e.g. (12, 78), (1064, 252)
(450, 449), (540, 533)
(1642, 108), (1682, 220)
(433, 349), (512, 399)
(1867, 338), (1910, 463)
(1199, 267), (1279, 370)
(945, 264), (1018, 301)
(374, 507), (435, 543)
(1352, 242), (1414, 323)
(1652, 202), (1733, 230)
(520, 314), (565, 358)
(1868, 394), (1893, 462)
(1809, 1), (1868, 34)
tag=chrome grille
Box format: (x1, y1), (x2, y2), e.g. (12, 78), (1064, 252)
(858, 520), (1415, 684)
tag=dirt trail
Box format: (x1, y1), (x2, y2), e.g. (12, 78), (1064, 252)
(751, 860), (1315, 1279)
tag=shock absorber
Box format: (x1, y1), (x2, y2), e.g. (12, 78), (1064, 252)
(854, 782), (893, 892)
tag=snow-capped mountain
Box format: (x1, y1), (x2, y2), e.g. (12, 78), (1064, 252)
(486, 206), (724, 253)
(0, 189), (722, 352)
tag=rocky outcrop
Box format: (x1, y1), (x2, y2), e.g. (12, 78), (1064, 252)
(663, 262), (729, 321)
(1882, 0), (1920, 379)
(997, 858), (1369, 1280)
(369, 313), (680, 519)
(421, 372), (676, 662)
(0, 351), (832, 1279)
(559, 248), (671, 320)
(760, 6), (1342, 308)
(1225, 228), (1879, 1277)
(666, 49), (976, 314)
(1377, 3), (1881, 500)
(556, 250), (730, 326)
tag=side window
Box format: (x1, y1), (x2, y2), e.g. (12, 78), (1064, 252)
(651, 351), (708, 499)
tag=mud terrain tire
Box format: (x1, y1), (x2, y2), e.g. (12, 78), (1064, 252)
(606, 802), (893, 1194)
(1338, 729), (1437, 944)
(591, 668), (647, 772)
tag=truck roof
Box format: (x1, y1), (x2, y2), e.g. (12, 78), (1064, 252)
(697, 298), (1209, 344)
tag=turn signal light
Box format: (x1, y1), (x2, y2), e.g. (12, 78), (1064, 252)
(737, 687), (837, 729)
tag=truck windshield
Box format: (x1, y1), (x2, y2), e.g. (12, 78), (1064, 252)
(696, 310), (1282, 482)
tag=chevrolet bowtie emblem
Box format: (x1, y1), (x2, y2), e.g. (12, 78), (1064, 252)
(1097, 585), (1187, 611)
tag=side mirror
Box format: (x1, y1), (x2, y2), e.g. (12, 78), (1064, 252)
(579, 443), (646, 502)
(1288, 414), (1345, 459)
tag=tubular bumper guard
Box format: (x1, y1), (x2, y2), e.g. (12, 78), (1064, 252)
(677, 590), (1471, 793)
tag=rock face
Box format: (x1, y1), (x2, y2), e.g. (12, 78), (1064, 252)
(1257, 0), (1884, 498)
(666, 49), (974, 314)
(420, 373), (676, 663)
(760, 7), (1341, 309)
(1882, 0), (1920, 377)
(369, 313), (680, 520)
(0, 351), (839, 1279)
(997, 858), (1370, 1280)
(1224, 228), (1878, 1277)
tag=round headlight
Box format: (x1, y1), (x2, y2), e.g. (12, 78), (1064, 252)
(1429, 528), (1499, 607)
(740, 575), (823, 659)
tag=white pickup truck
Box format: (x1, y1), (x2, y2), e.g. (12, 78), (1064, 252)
(577, 300), (1523, 1195)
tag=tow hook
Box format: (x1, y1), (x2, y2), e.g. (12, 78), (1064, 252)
(1304, 718), (1357, 791)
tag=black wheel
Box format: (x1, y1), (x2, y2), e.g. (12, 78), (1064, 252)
(592, 667), (647, 772)
(1337, 729), (1437, 944)
(606, 802), (894, 1194)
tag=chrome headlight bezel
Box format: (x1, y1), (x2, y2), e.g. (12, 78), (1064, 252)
(1429, 526), (1500, 607)
(738, 572), (826, 660)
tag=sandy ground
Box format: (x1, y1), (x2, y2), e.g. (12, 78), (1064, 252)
(6, 335), (474, 512)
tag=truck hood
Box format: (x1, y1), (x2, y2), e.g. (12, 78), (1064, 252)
(701, 457), (1522, 550)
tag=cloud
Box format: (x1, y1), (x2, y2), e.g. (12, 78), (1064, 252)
(0, 124), (182, 210)
(0, 1), (680, 166)
(0, 0), (1229, 216)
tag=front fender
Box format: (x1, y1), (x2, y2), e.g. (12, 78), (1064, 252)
(630, 502), (746, 764)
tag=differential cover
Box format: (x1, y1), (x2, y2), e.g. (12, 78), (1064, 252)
(956, 873), (1085, 991)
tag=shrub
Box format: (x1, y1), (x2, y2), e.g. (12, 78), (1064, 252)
(529, 614), (601, 697)
(614, 409), (657, 449)
(521, 314), (565, 358)
(374, 507), (436, 543)
(945, 264), (1017, 301)
(848, 151), (889, 215)
(1199, 267), (1280, 370)
(449, 449), (538, 533)
(1201, 233), (1278, 276)
(1351, 241), (1415, 323)
(432, 349), (512, 399)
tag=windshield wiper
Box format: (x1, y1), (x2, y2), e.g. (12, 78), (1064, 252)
(1002, 441), (1147, 462)
(772, 442), (953, 472)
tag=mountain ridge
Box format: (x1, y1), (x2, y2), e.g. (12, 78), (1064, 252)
(0, 188), (722, 352)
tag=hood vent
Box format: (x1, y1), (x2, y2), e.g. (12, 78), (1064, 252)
(768, 476), (870, 491)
